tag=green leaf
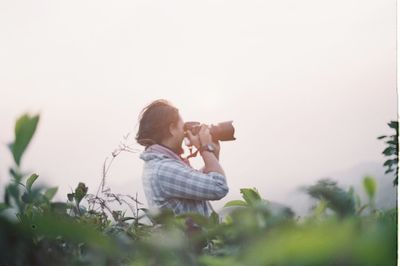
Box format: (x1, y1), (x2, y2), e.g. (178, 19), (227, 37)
(384, 159), (398, 167)
(9, 114), (40, 166)
(9, 167), (23, 183)
(363, 176), (376, 200)
(377, 135), (387, 140)
(385, 168), (394, 174)
(388, 121), (398, 131)
(44, 187), (58, 200)
(26, 173), (39, 191)
(74, 183), (88, 205)
(386, 140), (397, 145)
(240, 188), (262, 206)
(224, 200), (248, 207)
(383, 147), (396, 156)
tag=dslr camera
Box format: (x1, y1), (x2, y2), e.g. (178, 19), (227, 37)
(183, 121), (236, 142)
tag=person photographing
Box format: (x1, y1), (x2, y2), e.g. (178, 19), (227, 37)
(136, 99), (230, 216)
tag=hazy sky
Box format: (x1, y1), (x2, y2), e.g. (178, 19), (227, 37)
(0, 0), (397, 211)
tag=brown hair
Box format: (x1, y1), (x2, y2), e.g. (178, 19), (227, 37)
(136, 99), (179, 148)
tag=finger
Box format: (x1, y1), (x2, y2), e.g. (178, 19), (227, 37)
(187, 130), (195, 139)
(185, 132), (195, 146)
(200, 124), (209, 133)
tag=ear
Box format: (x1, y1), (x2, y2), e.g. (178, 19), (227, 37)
(169, 122), (177, 135)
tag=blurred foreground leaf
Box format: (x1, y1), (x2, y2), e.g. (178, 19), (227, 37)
(30, 214), (116, 254)
(305, 179), (355, 218)
(8, 114), (40, 167)
(224, 200), (247, 207)
(363, 176), (376, 200)
(26, 173), (39, 192)
(240, 188), (261, 206)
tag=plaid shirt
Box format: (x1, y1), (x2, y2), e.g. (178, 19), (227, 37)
(140, 144), (229, 216)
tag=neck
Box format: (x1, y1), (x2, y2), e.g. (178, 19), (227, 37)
(159, 140), (183, 155)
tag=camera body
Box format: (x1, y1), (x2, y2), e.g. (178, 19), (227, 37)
(184, 121), (236, 142)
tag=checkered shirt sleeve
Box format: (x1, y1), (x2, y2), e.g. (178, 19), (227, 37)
(156, 160), (229, 201)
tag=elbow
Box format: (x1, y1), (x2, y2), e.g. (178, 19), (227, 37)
(206, 172), (229, 200)
(213, 184), (229, 200)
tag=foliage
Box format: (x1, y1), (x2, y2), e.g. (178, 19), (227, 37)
(304, 179), (355, 218)
(378, 120), (399, 185)
(0, 114), (397, 266)
(8, 114), (39, 167)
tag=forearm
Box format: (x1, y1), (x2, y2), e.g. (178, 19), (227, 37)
(214, 147), (220, 160)
(201, 151), (225, 176)
(157, 161), (229, 200)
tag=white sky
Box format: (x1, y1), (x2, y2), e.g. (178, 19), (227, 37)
(0, 0), (397, 211)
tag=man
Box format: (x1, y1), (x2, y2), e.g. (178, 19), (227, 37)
(136, 99), (229, 216)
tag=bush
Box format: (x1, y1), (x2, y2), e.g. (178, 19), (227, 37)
(0, 114), (397, 266)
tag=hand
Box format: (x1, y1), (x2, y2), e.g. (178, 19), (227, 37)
(198, 124), (213, 146)
(186, 124), (212, 149)
(199, 126), (220, 160)
(186, 128), (201, 149)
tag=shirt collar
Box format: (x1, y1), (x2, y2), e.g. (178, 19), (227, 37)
(145, 144), (191, 166)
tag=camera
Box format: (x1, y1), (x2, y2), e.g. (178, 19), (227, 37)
(183, 121), (236, 142)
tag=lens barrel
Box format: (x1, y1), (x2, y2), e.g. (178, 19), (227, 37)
(184, 121), (236, 142)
